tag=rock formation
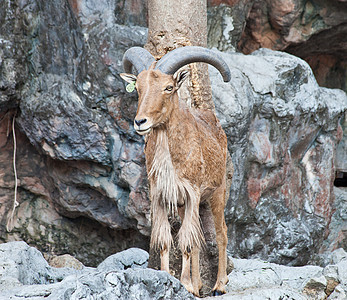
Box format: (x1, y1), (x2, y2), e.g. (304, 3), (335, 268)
(210, 49), (346, 265)
(1, 241), (347, 299)
(208, 0), (347, 92)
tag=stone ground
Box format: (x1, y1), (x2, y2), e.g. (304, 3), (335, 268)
(1, 241), (346, 300)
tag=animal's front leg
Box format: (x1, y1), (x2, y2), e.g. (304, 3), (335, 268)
(160, 245), (170, 273)
(177, 206), (194, 294)
(178, 205), (201, 296)
(151, 200), (172, 274)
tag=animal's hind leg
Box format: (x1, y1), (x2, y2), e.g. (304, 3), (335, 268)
(191, 246), (203, 294)
(177, 206), (194, 294)
(210, 184), (228, 295)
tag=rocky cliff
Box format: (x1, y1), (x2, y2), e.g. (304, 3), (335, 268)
(208, 0), (347, 93)
(0, 0), (347, 289)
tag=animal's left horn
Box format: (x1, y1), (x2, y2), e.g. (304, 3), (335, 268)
(122, 47), (156, 74)
(155, 46), (231, 82)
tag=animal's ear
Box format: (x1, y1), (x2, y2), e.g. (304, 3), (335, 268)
(173, 70), (189, 89)
(120, 73), (137, 84)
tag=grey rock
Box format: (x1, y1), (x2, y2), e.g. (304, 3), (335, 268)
(336, 260), (347, 286)
(0, 276), (22, 293)
(210, 256), (347, 299)
(328, 285), (347, 300)
(323, 265), (340, 283)
(226, 258), (323, 293)
(2, 242), (347, 300)
(0, 242), (194, 300)
(303, 275), (328, 300)
(0, 241), (77, 286)
(206, 287), (306, 300)
(0, 0), (150, 267)
(316, 189), (347, 265)
(226, 259), (282, 293)
(97, 247), (149, 272)
(330, 248), (347, 265)
(210, 48), (347, 265)
(103, 269), (194, 300)
(336, 115), (347, 172)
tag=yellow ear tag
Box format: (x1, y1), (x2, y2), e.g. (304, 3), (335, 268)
(126, 81), (136, 93)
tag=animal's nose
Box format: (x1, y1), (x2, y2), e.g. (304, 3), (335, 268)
(134, 118), (147, 127)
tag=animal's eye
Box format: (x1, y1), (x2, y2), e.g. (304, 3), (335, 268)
(165, 85), (173, 92)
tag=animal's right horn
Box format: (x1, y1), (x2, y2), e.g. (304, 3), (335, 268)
(155, 46), (231, 82)
(122, 47), (156, 74)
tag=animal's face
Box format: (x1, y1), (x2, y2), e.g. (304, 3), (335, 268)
(120, 69), (188, 135)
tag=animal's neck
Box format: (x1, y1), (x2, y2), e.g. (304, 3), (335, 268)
(148, 125), (182, 214)
(145, 94), (193, 172)
(163, 95), (190, 141)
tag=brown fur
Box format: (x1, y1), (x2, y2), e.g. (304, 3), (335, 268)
(120, 68), (229, 296)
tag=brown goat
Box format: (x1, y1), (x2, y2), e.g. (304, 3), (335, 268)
(120, 46), (231, 296)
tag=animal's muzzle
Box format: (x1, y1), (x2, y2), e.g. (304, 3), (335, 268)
(134, 118), (152, 135)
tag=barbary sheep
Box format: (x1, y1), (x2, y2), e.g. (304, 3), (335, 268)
(120, 46), (231, 296)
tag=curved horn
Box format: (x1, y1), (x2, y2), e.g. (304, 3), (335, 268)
(155, 46), (231, 82)
(122, 47), (156, 74)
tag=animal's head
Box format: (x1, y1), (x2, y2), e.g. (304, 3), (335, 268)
(120, 66), (189, 135)
(120, 46), (231, 136)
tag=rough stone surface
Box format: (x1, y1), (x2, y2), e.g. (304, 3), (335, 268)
(0, 242), (194, 300)
(97, 247), (149, 272)
(2, 242), (347, 299)
(208, 0), (347, 92)
(207, 0), (347, 179)
(328, 285), (347, 300)
(0, 0), (150, 267)
(214, 247), (347, 299)
(318, 187), (347, 261)
(336, 116), (347, 172)
(0, 241), (81, 289)
(211, 48), (347, 265)
(47, 254), (84, 270)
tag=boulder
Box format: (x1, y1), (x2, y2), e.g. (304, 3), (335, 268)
(47, 254), (84, 270)
(0, 241), (193, 300)
(0, 241), (81, 288)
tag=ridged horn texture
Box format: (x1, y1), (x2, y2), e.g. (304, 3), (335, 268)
(122, 47), (156, 74)
(155, 46), (231, 82)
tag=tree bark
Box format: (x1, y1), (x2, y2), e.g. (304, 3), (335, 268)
(145, 0), (214, 110)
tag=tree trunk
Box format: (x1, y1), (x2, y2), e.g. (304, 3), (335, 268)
(145, 0), (214, 110)
(145, 0), (233, 296)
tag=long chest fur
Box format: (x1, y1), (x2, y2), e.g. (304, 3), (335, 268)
(146, 130), (195, 215)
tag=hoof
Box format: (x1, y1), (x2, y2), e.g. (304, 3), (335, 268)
(212, 290), (224, 296)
